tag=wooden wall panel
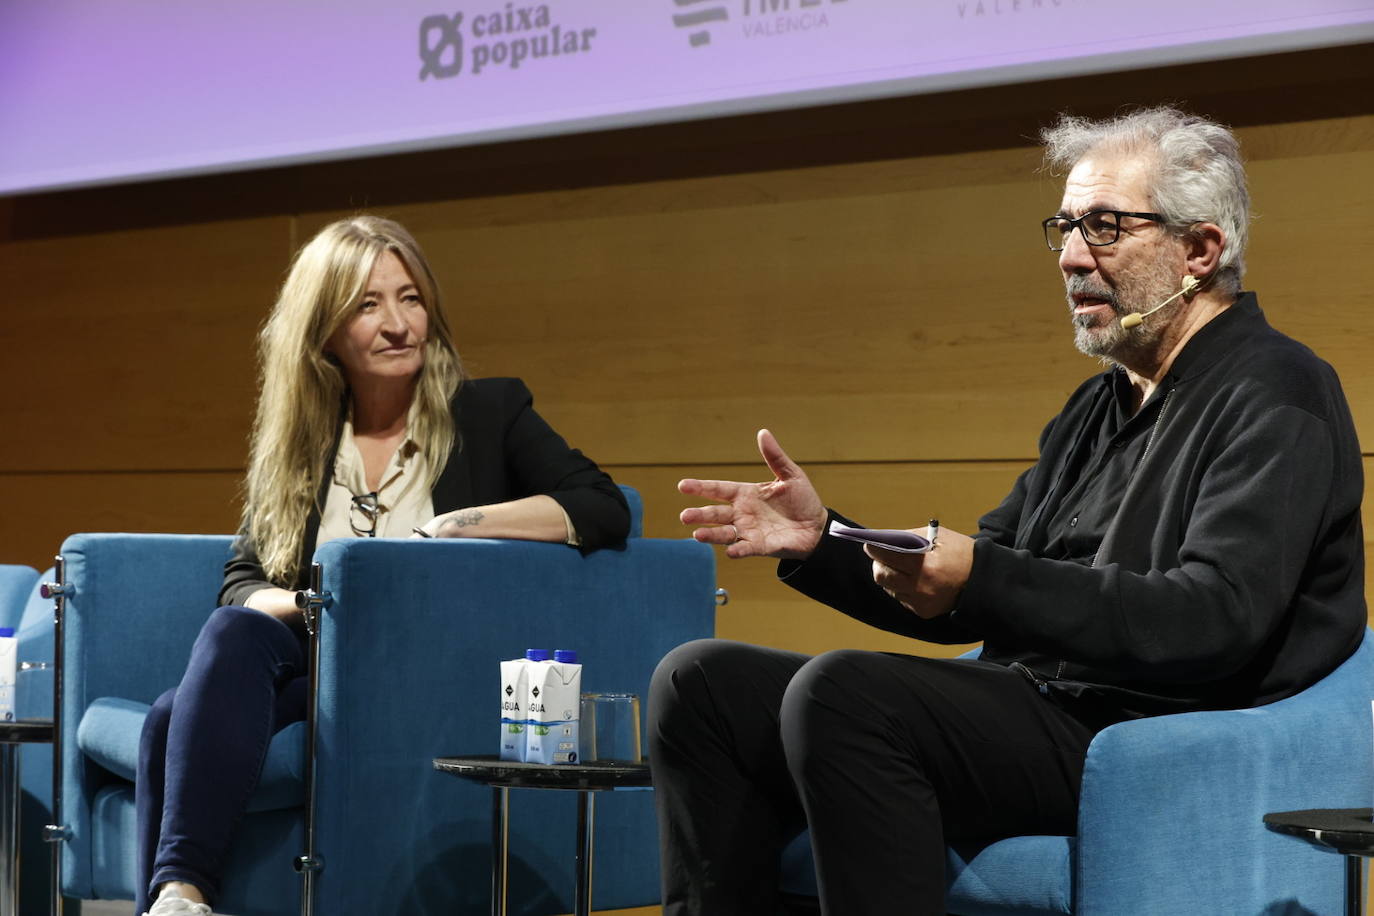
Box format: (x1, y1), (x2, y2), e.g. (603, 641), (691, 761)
(0, 472), (242, 570)
(1242, 125), (1374, 434)
(312, 150), (1080, 467)
(0, 218), (293, 472)
(298, 116), (1374, 468)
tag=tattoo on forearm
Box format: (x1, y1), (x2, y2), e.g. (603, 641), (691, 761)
(438, 508), (485, 536)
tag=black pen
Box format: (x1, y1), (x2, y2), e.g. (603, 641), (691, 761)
(412, 526), (432, 538)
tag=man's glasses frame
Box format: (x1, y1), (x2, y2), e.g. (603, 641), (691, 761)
(1042, 209), (1166, 251)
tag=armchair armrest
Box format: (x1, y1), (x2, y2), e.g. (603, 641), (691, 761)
(1075, 631), (1373, 915)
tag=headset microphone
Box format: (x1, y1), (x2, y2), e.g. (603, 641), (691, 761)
(1120, 275), (1202, 330)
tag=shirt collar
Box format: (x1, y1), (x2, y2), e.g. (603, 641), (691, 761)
(1162, 291), (1265, 384)
(1094, 291), (1265, 398)
(335, 399), (424, 488)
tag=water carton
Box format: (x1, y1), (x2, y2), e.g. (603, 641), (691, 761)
(0, 628), (15, 722)
(499, 649), (546, 761)
(526, 649), (581, 764)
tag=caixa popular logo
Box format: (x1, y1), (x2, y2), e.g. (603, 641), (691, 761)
(671, 0), (849, 47)
(419, 12), (464, 78)
(420, 4), (599, 80)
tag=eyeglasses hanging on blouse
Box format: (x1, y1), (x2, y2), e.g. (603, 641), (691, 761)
(349, 491), (383, 537)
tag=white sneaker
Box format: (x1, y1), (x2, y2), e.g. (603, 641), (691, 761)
(144, 893), (214, 916)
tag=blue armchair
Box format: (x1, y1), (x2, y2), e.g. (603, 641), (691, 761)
(0, 566), (39, 629)
(54, 487), (717, 914)
(782, 631), (1374, 915)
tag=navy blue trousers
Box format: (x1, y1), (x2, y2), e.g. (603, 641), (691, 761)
(649, 639), (1111, 916)
(135, 606), (308, 912)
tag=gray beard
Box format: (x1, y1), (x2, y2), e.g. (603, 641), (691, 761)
(1073, 308), (1129, 359)
(1067, 264), (1179, 363)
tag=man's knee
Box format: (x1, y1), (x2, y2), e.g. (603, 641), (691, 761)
(651, 639), (752, 722)
(650, 639), (807, 755)
(651, 638), (717, 694)
(779, 649), (877, 739)
(778, 650), (970, 769)
(778, 650), (894, 792)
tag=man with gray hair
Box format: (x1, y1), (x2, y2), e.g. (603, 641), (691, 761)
(651, 106), (1365, 915)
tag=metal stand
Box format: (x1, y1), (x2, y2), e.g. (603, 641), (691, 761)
(488, 787), (597, 916)
(573, 792), (595, 916)
(434, 757), (651, 916)
(292, 562), (330, 916)
(1264, 808), (1374, 916)
(39, 558), (69, 916)
(0, 722), (55, 916)
(0, 743), (17, 916)
(1346, 855), (1363, 916)
(490, 787), (508, 916)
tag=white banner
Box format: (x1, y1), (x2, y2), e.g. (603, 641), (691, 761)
(2, 0), (1371, 195)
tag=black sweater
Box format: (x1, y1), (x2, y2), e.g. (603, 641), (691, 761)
(783, 295), (1365, 718)
(220, 377), (630, 606)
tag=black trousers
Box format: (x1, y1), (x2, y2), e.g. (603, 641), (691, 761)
(648, 639), (1107, 916)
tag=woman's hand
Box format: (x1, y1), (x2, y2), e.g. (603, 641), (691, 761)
(678, 429), (827, 560)
(243, 587), (305, 632)
(866, 528), (974, 619)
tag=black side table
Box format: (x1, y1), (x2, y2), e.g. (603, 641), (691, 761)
(433, 755), (652, 916)
(0, 719), (54, 916)
(1264, 807), (1374, 916)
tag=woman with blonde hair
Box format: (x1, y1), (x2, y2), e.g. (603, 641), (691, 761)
(135, 216), (629, 916)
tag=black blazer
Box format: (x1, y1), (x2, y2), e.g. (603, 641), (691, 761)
(220, 377), (629, 606)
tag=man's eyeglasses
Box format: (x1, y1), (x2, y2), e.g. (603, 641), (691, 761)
(1042, 210), (1165, 251)
(349, 492), (383, 537)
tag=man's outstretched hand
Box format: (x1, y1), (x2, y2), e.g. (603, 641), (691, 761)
(678, 429), (827, 560)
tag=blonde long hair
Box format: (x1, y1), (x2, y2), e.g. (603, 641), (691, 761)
(242, 216), (465, 585)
